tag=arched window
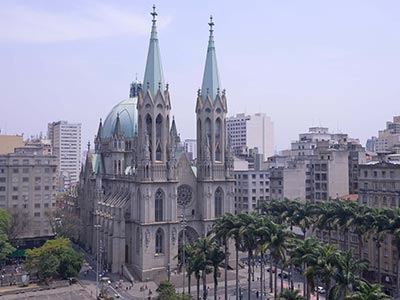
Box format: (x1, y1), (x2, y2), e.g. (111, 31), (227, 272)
(205, 118), (211, 141)
(156, 114), (163, 161)
(155, 228), (164, 254)
(155, 189), (164, 222)
(215, 118), (222, 161)
(215, 187), (223, 218)
(146, 114), (152, 158)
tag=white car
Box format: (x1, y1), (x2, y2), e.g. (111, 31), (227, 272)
(315, 286), (325, 294)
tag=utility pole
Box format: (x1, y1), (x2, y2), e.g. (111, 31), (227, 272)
(94, 224), (101, 298)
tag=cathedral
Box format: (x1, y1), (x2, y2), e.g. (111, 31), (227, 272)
(78, 6), (235, 281)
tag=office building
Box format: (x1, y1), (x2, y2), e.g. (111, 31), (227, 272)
(227, 112), (274, 160)
(47, 121), (82, 191)
(0, 142), (57, 238)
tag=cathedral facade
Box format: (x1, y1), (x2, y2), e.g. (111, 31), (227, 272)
(78, 7), (235, 281)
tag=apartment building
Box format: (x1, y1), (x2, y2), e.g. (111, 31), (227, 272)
(268, 127), (365, 201)
(234, 168), (270, 214)
(0, 142), (57, 238)
(48, 121), (82, 191)
(227, 113), (274, 160)
(358, 159), (400, 296)
(371, 116), (400, 153)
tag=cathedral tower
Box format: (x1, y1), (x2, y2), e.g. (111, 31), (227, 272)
(196, 17), (234, 222)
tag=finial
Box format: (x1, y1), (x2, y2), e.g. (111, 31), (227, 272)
(197, 89), (201, 96)
(151, 5), (157, 25)
(222, 89), (226, 96)
(158, 81), (161, 90)
(173, 115), (175, 121)
(208, 15), (214, 35)
(117, 112), (120, 118)
(206, 87), (209, 95)
(135, 73), (138, 81)
(87, 141), (91, 150)
(147, 82), (150, 90)
(166, 83), (169, 90)
(100, 118), (102, 124)
(217, 87), (220, 95)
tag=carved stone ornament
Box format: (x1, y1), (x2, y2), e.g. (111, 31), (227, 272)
(172, 227), (177, 245)
(145, 229), (151, 248)
(177, 185), (192, 207)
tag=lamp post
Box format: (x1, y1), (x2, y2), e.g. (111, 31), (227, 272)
(179, 209), (187, 295)
(94, 224), (101, 298)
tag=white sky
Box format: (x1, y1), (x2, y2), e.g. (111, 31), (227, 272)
(0, 0), (399, 151)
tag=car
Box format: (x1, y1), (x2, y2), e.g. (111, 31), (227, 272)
(278, 272), (288, 279)
(266, 267), (276, 273)
(315, 286), (325, 294)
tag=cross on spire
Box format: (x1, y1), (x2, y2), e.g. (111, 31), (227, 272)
(208, 15), (214, 35)
(151, 5), (157, 25)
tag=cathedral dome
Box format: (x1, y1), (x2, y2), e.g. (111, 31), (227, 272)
(102, 97), (138, 139)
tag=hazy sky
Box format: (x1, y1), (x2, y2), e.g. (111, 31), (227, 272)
(1, 0), (399, 151)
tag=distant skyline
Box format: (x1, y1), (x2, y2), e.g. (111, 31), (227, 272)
(1, 0), (399, 151)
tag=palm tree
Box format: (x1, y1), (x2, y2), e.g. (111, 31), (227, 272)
(289, 237), (321, 300)
(238, 212), (258, 300)
(255, 214), (273, 300)
(347, 281), (392, 300)
(279, 288), (305, 300)
(390, 208), (400, 297)
(347, 203), (374, 261)
(210, 214), (232, 300)
(183, 243), (197, 295)
(307, 243), (338, 300)
(266, 221), (294, 299)
(291, 200), (317, 239)
(209, 241), (225, 300)
(330, 249), (369, 300)
(194, 237), (213, 300)
(372, 209), (391, 286)
(314, 201), (336, 244)
(225, 213), (245, 300)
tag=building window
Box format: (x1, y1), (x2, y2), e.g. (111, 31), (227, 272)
(155, 228), (164, 254)
(215, 187), (223, 218)
(155, 189), (164, 222)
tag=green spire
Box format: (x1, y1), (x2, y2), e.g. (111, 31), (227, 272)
(143, 5), (165, 98)
(201, 15), (221, 102)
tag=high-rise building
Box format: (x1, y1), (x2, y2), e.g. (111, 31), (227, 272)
(76, 9), (234, 280)
(374, 116), (400, 153)
(184, 139), (197, 160)
(47, 121), (82, 191)
(0, 142), (57, 238)
(227, 112), (274, 160)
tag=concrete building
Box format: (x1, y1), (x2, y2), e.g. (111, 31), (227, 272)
(227, 112), (274, 160)
(374, 116), (400, 153)
(47, 121), (82, 191)
(233, 161), (270, 214)
(0, 142), (57, 238)
(0, 135), (24, 155)
(268, 127), (365, 201)
(183, 139), (197, 160)
(77, 11), (234, 280)
(358, 159), (400, 296)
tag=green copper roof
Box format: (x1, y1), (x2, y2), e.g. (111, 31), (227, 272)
(201, 16), (221, 102)
(143, 5), (165, 98)
(102, 98), (138, 139)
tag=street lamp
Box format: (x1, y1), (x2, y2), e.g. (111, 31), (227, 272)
(94, 224), (101, 298)
(179, 210), (187, 295)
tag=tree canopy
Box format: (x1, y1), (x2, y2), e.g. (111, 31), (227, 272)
(25, 237), (83, 281)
